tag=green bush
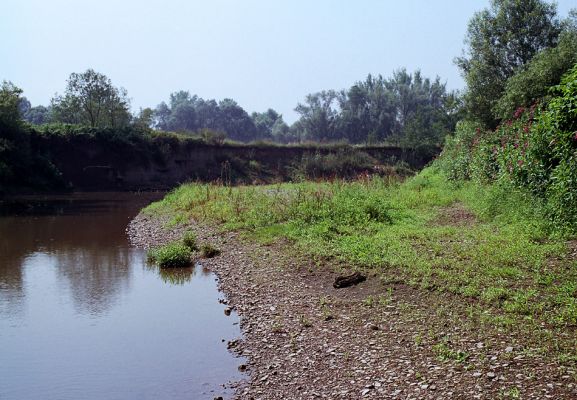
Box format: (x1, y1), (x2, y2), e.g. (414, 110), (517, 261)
(494, 32), (577, 120)
(147, 242), (192, 268)
(438, 64), (577, 233)
(290, 148), (376, 180)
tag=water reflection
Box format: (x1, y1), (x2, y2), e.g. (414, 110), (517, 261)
(145, 262), (212, 286)
(0, 192), (244, 400)
(0, 193), (155, 319)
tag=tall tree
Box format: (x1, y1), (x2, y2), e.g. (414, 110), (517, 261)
(51, 69), (131, 128)
(252, 109), (283, 140)
(218, 98), (257, 142)
(294, 90), (339, 142)
(456, 0), (562, 127)
(0, 81), (24, 134)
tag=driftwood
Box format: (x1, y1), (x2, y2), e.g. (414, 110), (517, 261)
(333, 272), (367, 289)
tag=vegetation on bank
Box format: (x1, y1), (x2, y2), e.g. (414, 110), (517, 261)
(442, 65), (577, 234)
(146, 230), (220, 268)
(142, 36), (577, 358)
(145, 167), (576, 323)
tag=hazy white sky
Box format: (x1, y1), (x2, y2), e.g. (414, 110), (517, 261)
(2, 0), (575, 122)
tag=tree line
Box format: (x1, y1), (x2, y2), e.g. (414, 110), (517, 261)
(5, 0), (576, 147)
(7, 69), (460, 146)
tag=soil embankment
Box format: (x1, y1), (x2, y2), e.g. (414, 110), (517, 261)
(128, 214), (577, 399)
(29, 133), (436, 191)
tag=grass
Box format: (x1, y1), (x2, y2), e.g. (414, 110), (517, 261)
(144, 165), (577, 332)
(147, 242), (192, 268)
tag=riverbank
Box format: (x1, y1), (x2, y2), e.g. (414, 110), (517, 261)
(128, 172), (577, 399)
(1, 123), (437, 194)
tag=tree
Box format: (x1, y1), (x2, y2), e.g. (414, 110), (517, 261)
(456, 0), (562, 127)
(168, 103), (197, 131)
(294, 90), (339, 142)
(271, 118), (292, 143)
(218, 98), (257, 142)
(133, 107), (154, 129)
(51, 69), (131, 128)
(153, 102), (171, 130)
(23, 106), (51, 125)
(252, 109), (283, 140)
(0, 81), (24, 134)
(494, 30), (577, 119)
(0, 81), (26, 182)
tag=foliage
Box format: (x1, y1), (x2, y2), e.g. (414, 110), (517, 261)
(153, 91), (274, 142)
(147, 242), (192, 268)
(293, 70), (460, 146)
(199, 243), (221, 258)
(456, 0), (562, 127)
(144, 169), (577, 334)
(0, 81), (24, 134)
(181, 231), (198, 251)
(439, 65), (577, 232)
(0, 82), (67, 190)
(494, 31), (577, 119)
(289, 148), (378, 181)
(51, 69), (131, 128)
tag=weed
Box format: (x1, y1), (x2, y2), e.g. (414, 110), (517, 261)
(432, 342), (469, 363)
(299, 314), (313, 328)
(147, 242), (192, 268)
(181, 230), (198, 251)
(200, 243), (221, 258)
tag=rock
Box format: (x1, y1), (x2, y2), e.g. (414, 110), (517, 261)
(487, 372), (496, 379)
(238, 364), (247, 372)
(505, 346), (514, 353)
(365, 323), (379, 331)
(224, 307), (232, 316)
(333, 272), (367, 289)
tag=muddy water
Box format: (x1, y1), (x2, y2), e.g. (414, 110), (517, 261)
(0, 193), (243, 400)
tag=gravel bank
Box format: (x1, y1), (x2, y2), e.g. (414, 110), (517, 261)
(128, 213), (577, 399)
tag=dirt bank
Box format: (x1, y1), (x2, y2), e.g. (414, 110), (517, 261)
(128, 214), (577, 399)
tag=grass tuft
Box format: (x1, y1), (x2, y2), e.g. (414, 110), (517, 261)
(147, 242), (192, 268)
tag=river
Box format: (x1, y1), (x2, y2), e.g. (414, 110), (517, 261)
(0, 192), (243, 400)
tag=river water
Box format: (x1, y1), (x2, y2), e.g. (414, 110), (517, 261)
(0, 192), (243, 400)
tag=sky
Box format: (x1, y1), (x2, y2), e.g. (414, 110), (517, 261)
(1, 0), (575, 123)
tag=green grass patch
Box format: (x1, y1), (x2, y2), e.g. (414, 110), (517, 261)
(147, 242), (192, 268)
(144, 166), (576, 327)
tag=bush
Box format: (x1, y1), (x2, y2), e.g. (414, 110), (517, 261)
(290, 148), (376, 180)
(147, 242), (192, 268)
(494, 32), (577, 120)
(438, 64), (577, 233)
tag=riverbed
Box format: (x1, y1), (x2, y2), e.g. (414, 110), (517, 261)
(0, 192), (243, 400)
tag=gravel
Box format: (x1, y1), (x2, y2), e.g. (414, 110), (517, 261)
(128, 214), (577, 399)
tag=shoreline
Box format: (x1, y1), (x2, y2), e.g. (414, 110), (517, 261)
(128, 212), (577, 399)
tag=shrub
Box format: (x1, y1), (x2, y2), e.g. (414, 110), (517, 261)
(494, 32), (577, 120)
(290, 148), (376, 180)
(147, 242), (192, 268)
(438, 64), (577, 233)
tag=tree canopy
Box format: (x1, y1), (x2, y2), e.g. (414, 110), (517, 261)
(292, 70), (459, 145)
(456, 0), (563, 127)
(51, 69), (131, 128)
